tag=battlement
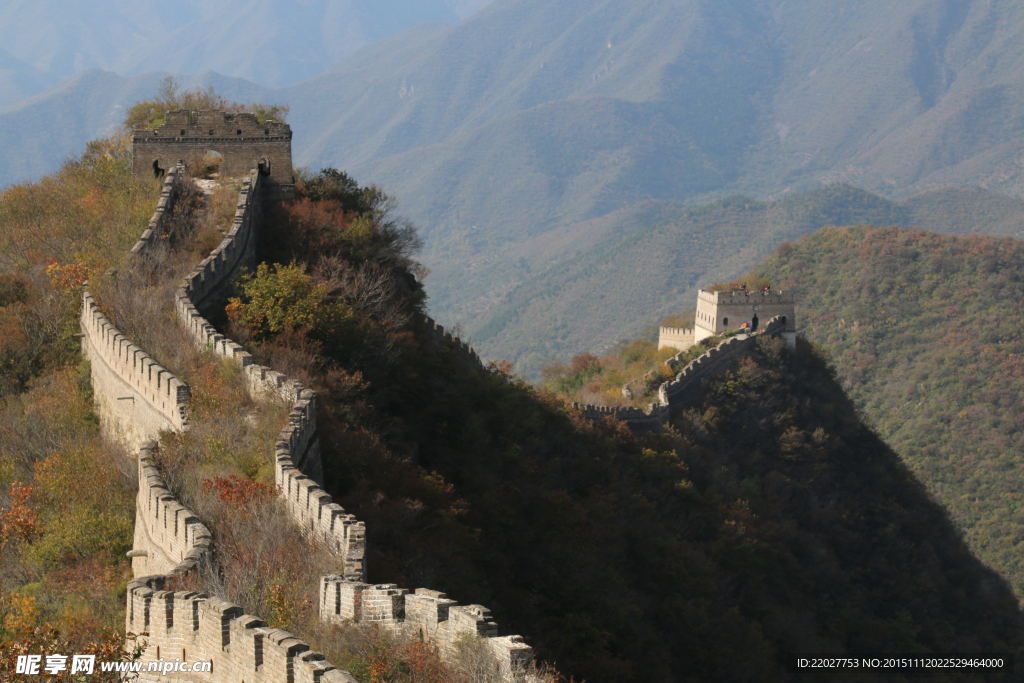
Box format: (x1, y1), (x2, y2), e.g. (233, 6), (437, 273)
(80, 291), (189, 449)
(658, 325), (694, 351)
(130, 163), (187, 258)
(697, 288), (796, 306)
(174, 169), (364, 580)
(126, 576), (357, 683)
(695, 287), (796, 344)
(130, 441), (211, 578)
(425, 317), (485, 368)
(320, 578), (533, 680)
(575, 314), (791, 433)
(658, 316), (787, 406)
(82, 156), (527, 681)
(132, 110), (293, 198)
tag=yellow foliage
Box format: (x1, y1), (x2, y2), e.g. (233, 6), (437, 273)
(28, 441), (134, 566)
(1, 592), (39, 631)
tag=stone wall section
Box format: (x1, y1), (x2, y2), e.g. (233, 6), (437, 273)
(127, 576), (357, 683)
(320, 578), (533, 680)
(80, 291), (189, 450)
(658, 316), (786, 408)
(424, 316), (485, 369)
(172, 168), (530, 678)
(85, 152), (358, 680)
(173, 168), (365, 581)
(130, 163), (187, 258)
(96, 159), (527, 680)
(574, 315), (789, 432)
(130, 441), (212, 578)
(657, 325), (694, 352)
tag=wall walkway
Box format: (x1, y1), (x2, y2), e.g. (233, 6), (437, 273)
(86, 160), (533, 681)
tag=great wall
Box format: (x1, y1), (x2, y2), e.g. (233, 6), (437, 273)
(80, 110), (797, 681)
(79, 112), (532, 682)
(571, 314), (791, 432)
(572, 288), (797, 432)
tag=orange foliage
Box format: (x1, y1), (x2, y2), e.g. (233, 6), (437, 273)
(202, 475), (277, 506)
(0, 481), (40, 547)
(44, 262), (90, 293)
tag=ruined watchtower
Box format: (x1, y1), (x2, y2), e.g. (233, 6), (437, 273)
(132, 110), (294, 199)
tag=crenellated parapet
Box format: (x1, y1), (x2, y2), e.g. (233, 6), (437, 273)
(695, 288), (796, 345)
(130, 162), (188, 258)
(80, 290), (189, 449)
(424, 316), (484, 369)
(658, 315), (786, 407)
(126, 576), (358, 683)
(174, 167), (364, 581)
(570, 402), (667, 432)
(181, 168), (261, 312)
(130, 441), (211, 578)
(574, 315), (790, 433)
(657, 325), (694, 352)
(94, 156), (531, 681)
(320, 578), (533, 680)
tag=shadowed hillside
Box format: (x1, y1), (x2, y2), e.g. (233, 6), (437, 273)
(737, 225), (1024, 605)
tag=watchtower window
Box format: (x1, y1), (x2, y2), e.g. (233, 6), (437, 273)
(723, 317), (728, 326)
(209, 129), (214, 135)
(180, 130), (186, 135)
(236, 129), (242, 135)
(264, 129), (269, 135)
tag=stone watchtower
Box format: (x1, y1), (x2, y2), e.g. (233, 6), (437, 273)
(694, 288), (796, 348)
(132, 110), (294, 199)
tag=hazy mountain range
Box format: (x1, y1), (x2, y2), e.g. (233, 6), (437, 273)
(3, 0), (1024, 371)
(0, 0), (490, 91)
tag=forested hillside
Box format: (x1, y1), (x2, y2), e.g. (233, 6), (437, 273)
(5, 123), (1024, 680)
(0, 136), (157, 674)
(469, 185), (1024, 376)
(743, 226), (1024, 603)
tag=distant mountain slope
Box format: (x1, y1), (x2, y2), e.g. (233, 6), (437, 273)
(459, 184), (1024, 376)
(0, 46), (55, 110)
(5, 0), (1024, 374)
(0, 0), (483, 91)
(745, 225), (1024, 603)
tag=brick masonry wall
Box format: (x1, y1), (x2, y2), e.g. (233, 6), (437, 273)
(80, 291), (189, 450)
(695, 288), (797, 341)
(657, 316), (786, 408)
(657, 325), (694, 351)
(172, 167), (530, 679)
(92, 155), (528, 681)
(131, 441), (211, 578)
(129, 163), (187, 258)
(79, 160), (359, 681)
(575, 315), (789, 432)
(173, 169), (366, 582)
(320, 578), (534, 681)
(424, 317), (485, 369)
(127, 576), (357, 683)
